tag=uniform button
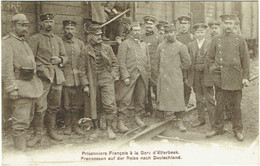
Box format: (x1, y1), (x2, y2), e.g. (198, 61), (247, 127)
(164, 75), (166, 77)
(220, 58), (222, 61)
(218, 45), (221, 47)
(219, 51), (222, 53)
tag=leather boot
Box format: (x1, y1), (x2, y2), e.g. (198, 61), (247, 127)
(177, 119), (187, 132)
(106, 119), (116, 139)
(117, 113), (129, 133)
(27, 113), (44, 147)
(72, 113), (86, 135)
(63, 111), (72, 135)
(135, 115), (145, 127)
(13, 132), (26, 151)
(89, 119), (100, 139)
(45, 111), (63, 141)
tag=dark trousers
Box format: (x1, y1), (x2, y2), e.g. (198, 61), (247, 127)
(145, 80), (156, 114)
(62, 86), (84, 113)
(193, 71), (215, 126)
(213, 86), (243, 134)
(184, 83), (191, 106)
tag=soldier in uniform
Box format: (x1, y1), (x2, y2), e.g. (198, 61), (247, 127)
(187, 23), (215, 128)
(141, 16), (163, 115)
(208, 20), (221, 37)
(156, 24), (191, 132)
(27, 14), (68, 146)
(156, 21), (169, 35)
(206, 14), (250, 141)
(176, 15), (195, 107)
(116, 22), (151, 132)
(2, 14), (43, 150)
(78, 24), (119, 139)
(61, 20), (85, 135)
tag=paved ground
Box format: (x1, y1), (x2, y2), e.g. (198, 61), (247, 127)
(2, 58), (259, 165)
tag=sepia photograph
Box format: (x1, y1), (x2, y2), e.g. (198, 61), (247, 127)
(1, 1), (259, 165)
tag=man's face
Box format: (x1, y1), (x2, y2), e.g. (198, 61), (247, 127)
(158, 27), (165, 35)
(180, 21), (190, 33)
(164, 30), (176, 42)
(195, 29), (206, 40)
(90, 33), (102, 44)
(144, 21), (155, 32)
(14, 22), (29, 38)
(41, 20), (55, 32)
(64, 25), (76, 39)
(130, 26), (141, 39)
(222, 20), (234, 34)
(210, 25), (221, 36)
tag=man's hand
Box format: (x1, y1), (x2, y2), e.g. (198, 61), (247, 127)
(51, 56), (62, 65)
(115, 36), (122, 44)
(184, 78), (188, 85)
(242, 79), (250, 87)
(9, 90), (18, 100)
(124, 78), (130, 86)
(83, 85), (90, 96)
(151, 92), (156, 100)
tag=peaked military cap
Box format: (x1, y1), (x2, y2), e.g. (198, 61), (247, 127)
(87, 24), (102, 35)
(164, 24), (176, 32)
(178, 15), (191, 22)
(156, 20), (169, 29)
(143, 15), (157, 23)
(63, 20), (77, 27)
(11, 13), (29, 24)
(219, 14), (237, 21)
(40, 13), (55, 21)
(158, 20), (169, 25)
(193, 23), (208, 31)
(208, 20), (220, 27)
(121, 17), (133, 25)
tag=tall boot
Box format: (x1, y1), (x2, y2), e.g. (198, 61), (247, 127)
(27, 112), (45, 147)
(45, 111), (63, 141)
(72, 112), (86, 135)
(106, 119), (116, 139)
(13, 132), (26, 151)
(135, 112), (145, 127)
(89, 119), (100, 139)
(63, 111), (72, 135)
(117, 113), (129, 133)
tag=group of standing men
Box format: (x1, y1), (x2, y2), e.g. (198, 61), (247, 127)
(2, 11), (249, 151)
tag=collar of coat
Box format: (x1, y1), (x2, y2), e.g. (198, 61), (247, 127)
(86, 43), (109, 60)
(62, 36), (75, 43)
(9, 32), (25, 41)
(40, 30), (55, 37)
(190, 38), (210, 56)
(145, 30), (155, 36)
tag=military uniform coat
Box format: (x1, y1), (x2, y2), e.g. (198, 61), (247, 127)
(62, 37), (84, 87)
(116, 37), (151, 102)
(187, 38), (214, 88)
(2, 33), (43, 98)
(78, 43), (119, 119)
(141, 32), (163, 86)
(206, 33), (250, 90)
(156, 41), (191, 112)
(28, 31), (68, 85)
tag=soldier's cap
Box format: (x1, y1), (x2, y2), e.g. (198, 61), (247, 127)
(121, 17), (133, 25)
(63, 20), (77, 27)
(11, 14), (29, 24)
(164, 24), (176, 33)
(130, 22), (141, 29)
(178, 15), (191, 23)
(208, 20), (220, 27)
(40, 13), (55, 21)
(87, 24), (102, 35)
(193, 23), (208, 31)
(219, 14), (237, 21)
(143, 15), (157, 23)
(158, 20), (169, 25)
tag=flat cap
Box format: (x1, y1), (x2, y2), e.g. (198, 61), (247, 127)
(143, 15), (157, 23)
(193, 23), (208, 31)
(219, 14), (237, 21)
(208, 20), (220, 27)
(63, 20), (77, 27)
(164, 24), (176, 32)
(121, 17), (133, 25)
(178, 15), (191, 22)
(156, 21), (169, 29)
(11, 13), (29, 24)
(40, 13), (55, 21)
(87, 24), (102, 35)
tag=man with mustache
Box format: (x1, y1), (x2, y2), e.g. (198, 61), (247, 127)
(61, 20), (85, 136)
(78, 24), (119, 139)
(27, 14), (68, 146)
(176, 15), (195, 108)
(116, 22), (151, 132)
(2, 14), (43, 150)
(206, 14), (250, 141)
(156, 24), (191, 132)
(208, 20), (221, 37)
(141, 15), (163, 116)
(156, 21), (169, 35)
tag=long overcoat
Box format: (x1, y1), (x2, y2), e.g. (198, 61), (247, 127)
(156, 41), (191, 112)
